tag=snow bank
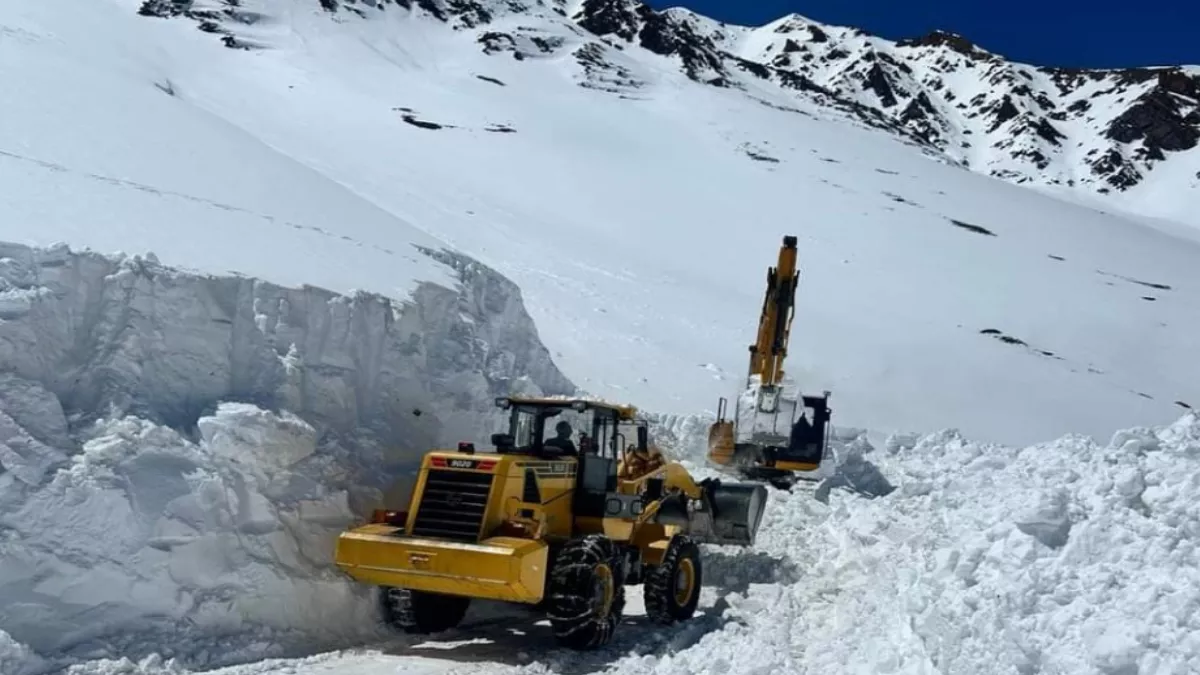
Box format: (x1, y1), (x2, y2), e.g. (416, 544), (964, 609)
(1, 406), (380, 663)
(0, 241), (570, 461)
(620, 412), (1200, 675)
(0, 241), (574, 671)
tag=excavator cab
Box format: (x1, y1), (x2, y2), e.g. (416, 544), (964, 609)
(709, 390), (831, 487)
(766, 392), (831, 470)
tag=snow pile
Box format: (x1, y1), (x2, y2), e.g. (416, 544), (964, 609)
(0, 241), (574, 671)
(618, 412), (1200, 675)
(0, 404), (381, 667)
(0, 630), (46, 675)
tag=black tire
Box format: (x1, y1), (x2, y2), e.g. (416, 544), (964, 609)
(644, 535), (702, 624)
(546, 535), (625, 650)
(380, 587), (470, 634)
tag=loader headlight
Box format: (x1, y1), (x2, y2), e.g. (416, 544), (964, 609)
(495, 397), (511, 409)
(571, 401), (588, 412)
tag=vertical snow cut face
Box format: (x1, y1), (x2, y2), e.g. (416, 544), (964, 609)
(0, 240), (573, 670)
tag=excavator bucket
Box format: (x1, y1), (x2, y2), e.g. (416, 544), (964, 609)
(656, 479), (768, 547)
(707, 398), (736, 467)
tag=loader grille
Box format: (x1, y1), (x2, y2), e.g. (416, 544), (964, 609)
(410, 469), (495, 542)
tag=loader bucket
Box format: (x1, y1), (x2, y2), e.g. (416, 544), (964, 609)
(656, 481), (769, 547)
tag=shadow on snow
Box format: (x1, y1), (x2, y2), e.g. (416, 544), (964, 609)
(371, 547), (795, 674)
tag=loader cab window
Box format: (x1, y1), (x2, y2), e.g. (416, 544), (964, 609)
(544, 420), (578, 455)
(587, 412), (621, 461)
(576, 408), (622, 509)
(490, 399), (590, 457)
(511, 411), (537, 451)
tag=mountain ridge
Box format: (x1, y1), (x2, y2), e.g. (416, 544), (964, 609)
(137, 0), (1200, 225)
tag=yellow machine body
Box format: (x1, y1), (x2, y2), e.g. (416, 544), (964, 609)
(335, 397), (768, 608)
(335, 450), (578, 604)
(706, 236), (832, 486)
(335, 527), (548, 603)
(333, 396), (772, 650)
(707, 419), (737, 467)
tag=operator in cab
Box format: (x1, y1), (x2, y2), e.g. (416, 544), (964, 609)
(542, 420), (578, 456)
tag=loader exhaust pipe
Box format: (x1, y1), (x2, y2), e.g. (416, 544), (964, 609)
(655, 481), (769, 547)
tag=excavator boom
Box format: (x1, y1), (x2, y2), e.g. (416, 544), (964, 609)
(748, 235), (798, 393)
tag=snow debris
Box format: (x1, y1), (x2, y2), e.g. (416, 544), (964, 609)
(0, 402), (385, 670)
(617, 411), (1200, 675)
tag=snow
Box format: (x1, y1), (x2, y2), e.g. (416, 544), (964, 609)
(685, 9), (1200, 226)
(30, 411), (1196, 675)
(1, 406), (379, 657)
(0, 0), (455, 298)
(0, 241), (570, 673)
(0, 1), (1198, 674)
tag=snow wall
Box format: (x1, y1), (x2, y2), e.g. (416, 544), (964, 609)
(0, 240), (573, 672)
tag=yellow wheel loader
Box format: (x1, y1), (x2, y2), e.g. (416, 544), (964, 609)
(707, 235), (834, 489)
(334, 396), (768, 650)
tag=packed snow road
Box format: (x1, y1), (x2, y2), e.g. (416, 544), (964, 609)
(31, 412), (1200, 675)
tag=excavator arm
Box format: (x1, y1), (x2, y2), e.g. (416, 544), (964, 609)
(747, 235), (798, 412)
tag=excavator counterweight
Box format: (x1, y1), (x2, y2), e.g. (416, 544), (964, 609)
(706, 235), (832, 489)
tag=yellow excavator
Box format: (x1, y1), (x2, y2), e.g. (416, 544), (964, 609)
(334, 396), (768, 650)
(706, 235), (833, 488)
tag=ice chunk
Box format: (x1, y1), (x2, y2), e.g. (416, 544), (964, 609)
(1015, 488), (1072, 548)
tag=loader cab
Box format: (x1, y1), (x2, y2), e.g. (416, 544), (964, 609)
(490, 398), (592, 458)
(489, 397), (647, 518)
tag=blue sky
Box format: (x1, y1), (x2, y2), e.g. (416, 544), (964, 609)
(643, 1), (1200, 69)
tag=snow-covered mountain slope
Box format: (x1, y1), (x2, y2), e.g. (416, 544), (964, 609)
(10, 0), (1192, 446)
(635, 7), (1200, 224)
(139, 0), (1200, 225)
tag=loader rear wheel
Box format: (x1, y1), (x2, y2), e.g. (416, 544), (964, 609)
(546, 535), (625, 650)
(644, 535), (702, 624)
(380, 587), (470, 634)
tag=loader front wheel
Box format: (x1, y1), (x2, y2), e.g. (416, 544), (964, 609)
(644, 535), (702, 624)
(546, 535), (625, 650)
(380, 587), (470, 634)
